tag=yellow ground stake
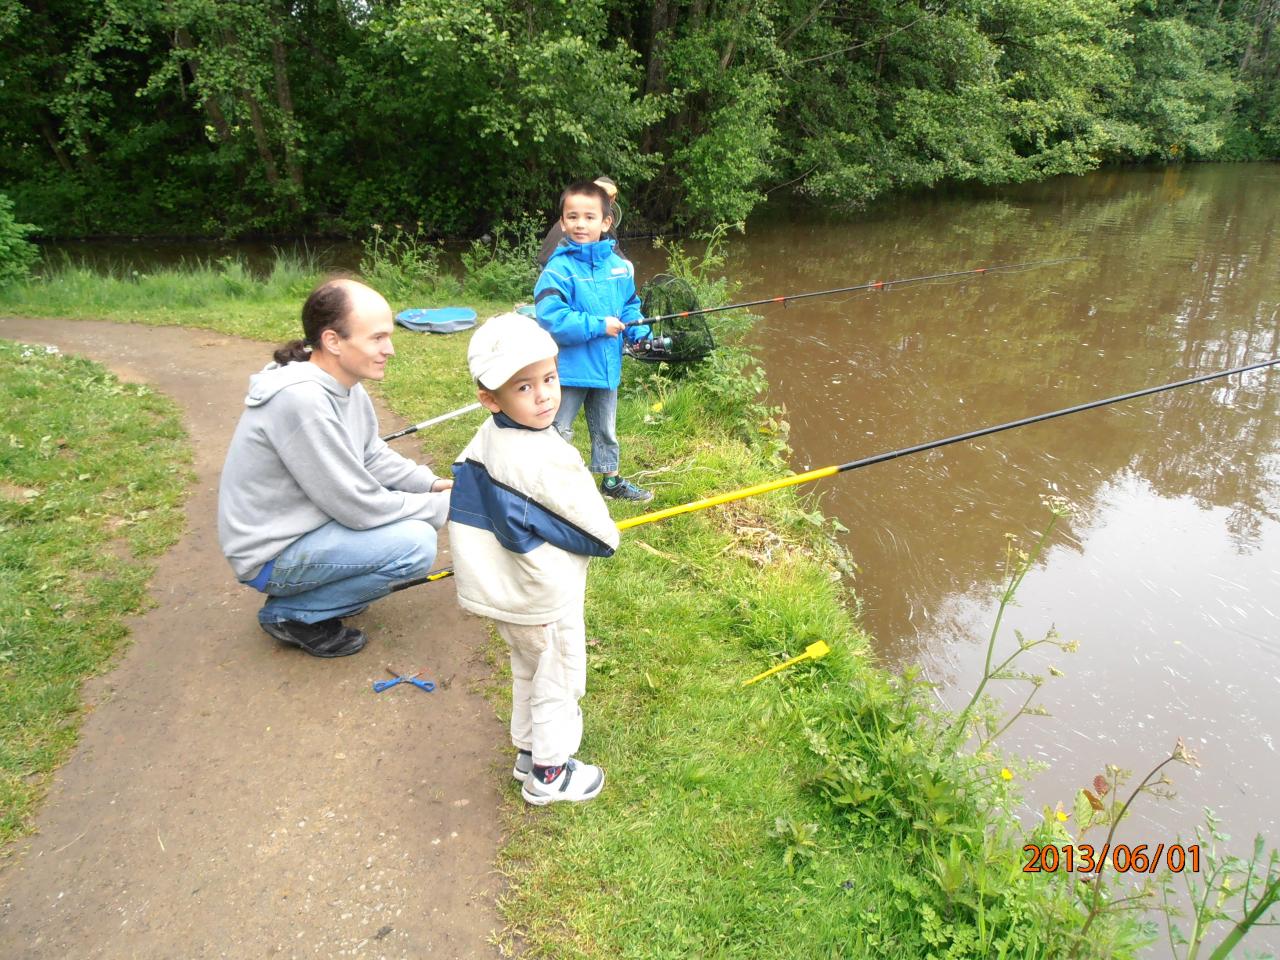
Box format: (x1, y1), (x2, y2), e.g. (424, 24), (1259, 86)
(742, 640), (831, 686)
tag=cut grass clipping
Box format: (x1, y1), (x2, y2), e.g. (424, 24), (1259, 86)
(0, 340), (191, 846)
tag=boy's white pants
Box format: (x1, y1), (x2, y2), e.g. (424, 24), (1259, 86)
(495, 613), (586, 768)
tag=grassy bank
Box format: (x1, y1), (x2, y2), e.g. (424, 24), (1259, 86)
(0, 340), (191, 844)
(0, 252), (517, 343)
(0, 257), (1149, 956)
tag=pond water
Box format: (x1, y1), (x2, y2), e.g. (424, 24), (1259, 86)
(725, 163), (1279, 946)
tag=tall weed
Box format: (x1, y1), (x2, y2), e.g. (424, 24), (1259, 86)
(459, 217), (541, 302)
(359, 222), (458, 302)
(11, 251), (323, 313)
(632, 227), (790, 466)
(790, 502), (1158, 957)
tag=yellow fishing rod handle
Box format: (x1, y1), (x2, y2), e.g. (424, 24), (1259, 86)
(615, 465), (840, 532)
(409, 468), (836, 588)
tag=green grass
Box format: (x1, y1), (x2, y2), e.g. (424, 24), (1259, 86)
(1, 252), (516, 343)
(0, 340), (192, 844)
(0, 258), (1148, 956)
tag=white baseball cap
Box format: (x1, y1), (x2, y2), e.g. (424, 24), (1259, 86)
(467, 312), (559, 390)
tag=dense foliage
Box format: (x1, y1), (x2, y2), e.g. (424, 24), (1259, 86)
(1, 0), (1276, 238)
(0, 192), (37, 286)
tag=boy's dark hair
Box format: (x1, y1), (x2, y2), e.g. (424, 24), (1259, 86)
(559, 180), (611, 218)
(274, 278), (355, 365)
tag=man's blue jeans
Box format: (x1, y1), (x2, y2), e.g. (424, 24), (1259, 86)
(553, 386), (619, 474)
(254, 519), (437, 626)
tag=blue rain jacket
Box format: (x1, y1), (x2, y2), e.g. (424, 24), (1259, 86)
(533, 238), (646, 390)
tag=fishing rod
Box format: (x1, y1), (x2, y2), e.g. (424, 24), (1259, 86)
(615, 355), (1280, 530)
(642, 256), (1083, 324)
(386, 258), (1079, 416)
(381, 401), (483, 442)
(388, 355), (1280, 591)
(626, 255), (1082, 363)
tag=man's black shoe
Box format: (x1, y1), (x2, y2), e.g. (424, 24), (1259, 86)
(261, 618), (368, 658)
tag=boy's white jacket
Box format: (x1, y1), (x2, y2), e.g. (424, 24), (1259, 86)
(448, 413), (619, 625)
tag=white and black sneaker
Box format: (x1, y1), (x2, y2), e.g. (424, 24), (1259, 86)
(521, 758), (605, 806)
(512, 749), (533, 782)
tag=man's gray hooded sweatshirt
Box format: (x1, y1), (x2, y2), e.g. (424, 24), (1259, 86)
(218, 360), (450, 582)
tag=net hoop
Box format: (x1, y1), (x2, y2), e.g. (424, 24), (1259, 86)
(631, 274), (716, 364)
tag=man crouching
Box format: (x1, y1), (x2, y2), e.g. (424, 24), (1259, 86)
(218, 278), (452, 658)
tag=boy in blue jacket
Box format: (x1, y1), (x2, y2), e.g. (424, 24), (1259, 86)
(533, 180), (653, 502)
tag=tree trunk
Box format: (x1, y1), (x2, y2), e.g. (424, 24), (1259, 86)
(242, 89), (282, 189)
(644, 0), (670, 96)
(1240, 0), (1278, 73)
(720, 37), (738, 70)
(641, 0), (672, 154)
(38, 113), (75, 173)
(173, 26), (234, 144)
(781, 0), (829, 48)
(270, 38), (305, 191)
(719, 0), (743, 69)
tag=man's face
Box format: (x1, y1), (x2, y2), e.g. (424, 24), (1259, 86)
(479, 357), (561, 430)
(326, 290), (395, 385)
(561, 192), (612, 245)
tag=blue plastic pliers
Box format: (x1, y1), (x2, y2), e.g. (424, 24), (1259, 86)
(372, 666), (436, 694)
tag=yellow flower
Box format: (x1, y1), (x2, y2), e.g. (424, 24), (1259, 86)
(1000, 768), (1014, 781)
(650, 401), (664, 413)
(1056, 809), (1069, 823)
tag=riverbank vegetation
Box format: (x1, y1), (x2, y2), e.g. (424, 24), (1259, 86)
(2, 0), (1278, 238)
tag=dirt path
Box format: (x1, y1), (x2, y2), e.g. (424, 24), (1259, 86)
(0, 317), (507, 959)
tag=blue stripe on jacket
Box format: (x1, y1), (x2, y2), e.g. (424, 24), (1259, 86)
(533, 238), (645, 389)
(449, 459), (616, 558)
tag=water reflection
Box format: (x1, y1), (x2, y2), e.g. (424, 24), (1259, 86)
(739, 164), (1279, 945)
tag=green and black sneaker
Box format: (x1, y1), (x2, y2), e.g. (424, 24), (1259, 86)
(601, 475), (653, 503)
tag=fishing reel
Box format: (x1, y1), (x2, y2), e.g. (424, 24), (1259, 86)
(626, 334), (675, 359)
(628, 274), (716, 365)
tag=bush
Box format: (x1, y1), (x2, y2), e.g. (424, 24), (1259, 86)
(459, 217), (542, 303)
(0, 194), (38, 288)
(359, 222), (457, 302)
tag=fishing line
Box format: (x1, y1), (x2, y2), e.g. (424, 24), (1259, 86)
(389, 355), (1280, 590)
(624, 256), (1080, 365)
(642, 256), (1084, 324)
(384, 258), (1075, 427)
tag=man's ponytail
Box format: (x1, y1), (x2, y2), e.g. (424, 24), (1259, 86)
(273, 340), (312, 365)
(272, 279), (353, 364)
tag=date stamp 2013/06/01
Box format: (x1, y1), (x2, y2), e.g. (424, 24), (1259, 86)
(1023, 843), (1201, 875)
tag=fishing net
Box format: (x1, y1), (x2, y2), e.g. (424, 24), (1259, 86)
(628, 274), (716, 364)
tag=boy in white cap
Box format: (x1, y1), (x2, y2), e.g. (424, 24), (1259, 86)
(448, 312), (620, 804)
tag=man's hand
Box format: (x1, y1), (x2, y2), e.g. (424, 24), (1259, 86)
(604, 317), (625, 337)
(431, 479), (454, 492)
